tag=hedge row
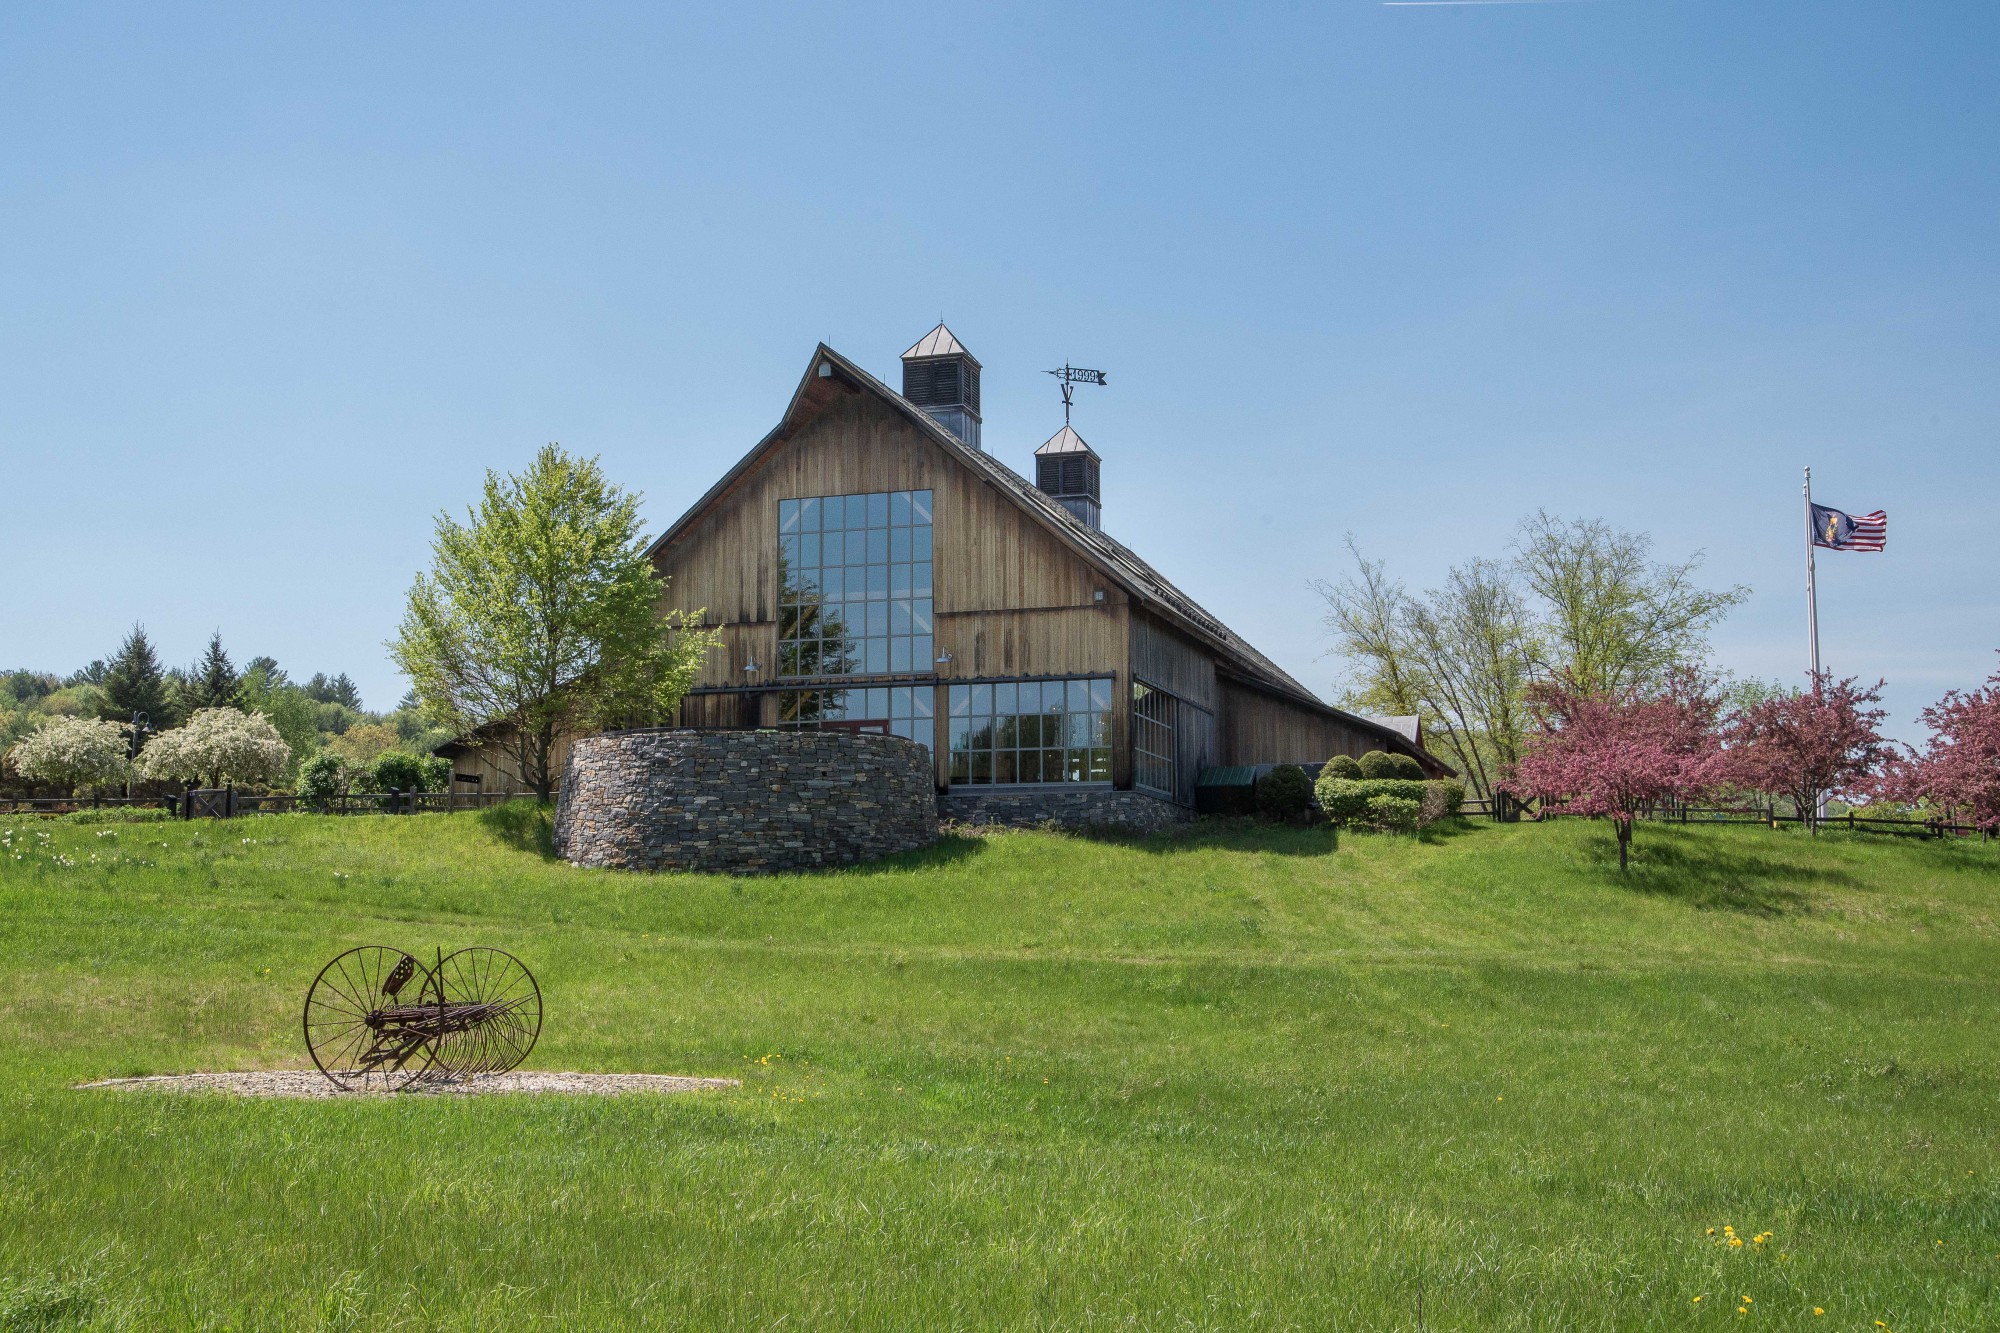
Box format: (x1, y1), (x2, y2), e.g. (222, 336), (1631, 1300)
(1315, 772), (1466, 831)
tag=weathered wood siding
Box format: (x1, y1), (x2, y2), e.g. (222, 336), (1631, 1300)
(1215, 676), (1383, 767)
(1129, 612), (1217, 711)
(440, 730), (579, 795)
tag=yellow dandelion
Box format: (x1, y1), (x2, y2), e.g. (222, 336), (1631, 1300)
(1741, 1296), (1752, 1303)
(1693, 1296), (1704, 1303)
(1707, 1228), (1717, 1236)
(1814, 1309), (1825, 1317)
(1730, 1237), (1743, 1248)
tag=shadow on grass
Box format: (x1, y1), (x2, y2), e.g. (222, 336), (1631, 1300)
(1605, 824), (1853, 915)
(478, 799), (557, 860)
(1068, 817), (1337, 858)
(840, 833), (990, 875)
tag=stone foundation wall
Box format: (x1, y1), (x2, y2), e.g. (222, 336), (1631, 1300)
(555, 729), (938, 874)
(938, 787), (1188, 834)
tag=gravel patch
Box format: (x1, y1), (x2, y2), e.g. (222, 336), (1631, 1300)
(76, 1071), (740, 1098)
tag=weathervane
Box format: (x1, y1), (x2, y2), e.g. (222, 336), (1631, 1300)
(1046, 363), (1107, 426)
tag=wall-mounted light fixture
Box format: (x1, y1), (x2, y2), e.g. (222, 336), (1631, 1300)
(935, 650), (954, 665)
(743, 656), (762, 675)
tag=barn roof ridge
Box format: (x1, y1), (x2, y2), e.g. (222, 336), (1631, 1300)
(646, 343), (1434, 766)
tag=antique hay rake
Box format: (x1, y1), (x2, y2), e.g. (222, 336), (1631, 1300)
(302, 946), (542, 1092)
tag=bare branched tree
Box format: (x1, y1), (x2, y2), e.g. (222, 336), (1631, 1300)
(1316, 514), (1748, 797)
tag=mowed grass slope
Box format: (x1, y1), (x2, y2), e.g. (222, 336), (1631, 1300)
(0, 811), (1996, 1330)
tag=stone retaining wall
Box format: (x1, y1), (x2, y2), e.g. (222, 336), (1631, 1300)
(939, 787), (1187, 834)
(554, 729), (938, 874)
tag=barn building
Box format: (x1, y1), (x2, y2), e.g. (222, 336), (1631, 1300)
(445, 326), (1444, 823)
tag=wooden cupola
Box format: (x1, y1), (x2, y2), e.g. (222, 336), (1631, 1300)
(900, 323), (982, 451)
(1034, 425), (1101, 531)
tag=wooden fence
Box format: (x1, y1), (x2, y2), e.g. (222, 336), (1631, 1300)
(1461, 794), (1994, 841)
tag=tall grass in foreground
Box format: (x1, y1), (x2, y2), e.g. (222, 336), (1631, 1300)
(0, 811), (1995, 1329)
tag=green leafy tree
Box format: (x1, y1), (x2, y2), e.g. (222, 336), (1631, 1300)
(99, 625), (177, 729)
(391, 445), (720, 800)
(235, 664), (321, 781)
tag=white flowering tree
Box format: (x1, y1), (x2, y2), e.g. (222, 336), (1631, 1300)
(8, 715), (132, 794)
(138, 707), (291, 788)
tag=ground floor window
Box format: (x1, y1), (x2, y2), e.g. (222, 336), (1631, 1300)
(1132, 682), (1175, 796)
(947, 678), (1112, 785)
(777, 686), (934, 752)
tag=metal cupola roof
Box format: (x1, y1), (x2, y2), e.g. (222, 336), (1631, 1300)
(1034, 424), (1098, 458)
(901, 322), (981, 367)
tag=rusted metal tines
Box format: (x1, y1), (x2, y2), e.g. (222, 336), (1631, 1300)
(302, 946), (541, 1092)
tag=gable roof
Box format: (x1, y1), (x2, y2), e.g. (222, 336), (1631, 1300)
(648, 344), (1441, 770)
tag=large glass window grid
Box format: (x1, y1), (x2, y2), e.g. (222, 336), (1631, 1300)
(948, 678), (1113, 786)
(1132, 682), (1176, 795)
(778, 491), (933, 678)
(777, 686), (934, 752)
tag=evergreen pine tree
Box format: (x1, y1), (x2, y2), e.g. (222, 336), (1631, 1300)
(184, 631), (240, 710)
(243, 655), (286, 687)
(330, 673), (362, 710)
(100, 625), (176, 726)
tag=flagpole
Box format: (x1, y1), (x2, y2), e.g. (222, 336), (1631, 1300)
(1804, 466), (1824, 826)
(1804, 466), (1820, 680)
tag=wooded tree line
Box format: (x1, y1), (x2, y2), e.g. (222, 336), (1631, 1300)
(1, 629), (444, 796)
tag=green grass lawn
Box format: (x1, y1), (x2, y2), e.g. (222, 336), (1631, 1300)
(0, 809), (1995, 1330)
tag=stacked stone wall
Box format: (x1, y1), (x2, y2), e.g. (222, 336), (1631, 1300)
(555, 729), (937, 874)
(938, 788), (1187, 834)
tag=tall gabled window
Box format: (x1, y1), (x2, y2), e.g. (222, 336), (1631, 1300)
(778, 490), (933, 677)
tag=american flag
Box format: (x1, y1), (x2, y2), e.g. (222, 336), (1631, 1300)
(1810, 502), (1887, 552)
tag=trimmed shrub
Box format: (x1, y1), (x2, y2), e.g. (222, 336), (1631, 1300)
(1321, 754), (1362, 781)
(1317, 776), (1465, 828)
(1385, 753), (1426, 781)
(1255, 765), (1313, 821)
(1365, 794), (1422, 833)
(1431, 778), (1466, 817)
(1357, 751), (1397, 779)
(1315, 776), (1427, 825)
(371, 750), (426, 793)
(419, 755), (452, 792)
(296, 752), (347, 802)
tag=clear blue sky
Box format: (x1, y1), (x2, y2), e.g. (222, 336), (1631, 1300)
(3, 1), (1992, 739)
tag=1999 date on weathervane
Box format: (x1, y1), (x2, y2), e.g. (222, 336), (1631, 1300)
(302, 945), (542, 1092)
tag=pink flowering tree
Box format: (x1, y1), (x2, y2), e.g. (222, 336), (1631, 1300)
(1505, 672), (1727, 871)
(1726, 673), (1891, 831)
(1876, 661), (2000, 830)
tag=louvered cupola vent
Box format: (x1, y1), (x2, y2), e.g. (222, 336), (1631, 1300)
(1033, 425), (1102, 530)
(900, 323), (982, 450)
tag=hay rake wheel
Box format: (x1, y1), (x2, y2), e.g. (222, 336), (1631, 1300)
(422, 947), (543, 1079)
(302, 946), (439, 1092)
(302, 945), (541, 1092)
